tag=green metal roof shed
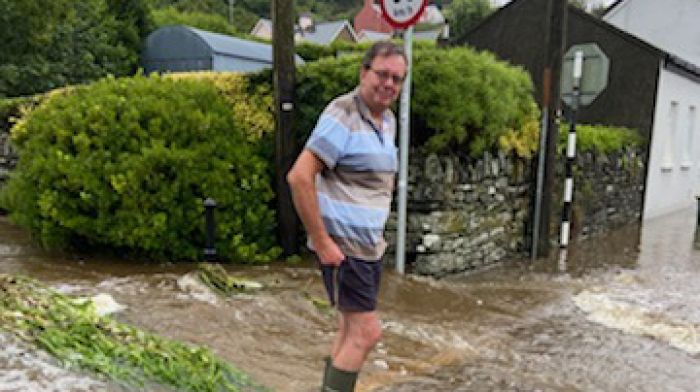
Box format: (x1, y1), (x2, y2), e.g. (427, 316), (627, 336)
(142, 25), (303, 74)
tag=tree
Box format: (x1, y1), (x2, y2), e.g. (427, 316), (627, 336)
(444, 0), (495, 41)
(147, 0), (260, 33)
(152, 7), (239, 35)
(0, 0), (151, 98)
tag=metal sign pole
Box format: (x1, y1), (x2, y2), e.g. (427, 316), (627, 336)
(531, 108), (549, 261)
(396, 26), (413, 275)
(228, 0), (234, 25)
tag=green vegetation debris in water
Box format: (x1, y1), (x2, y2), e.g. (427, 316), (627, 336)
(0, 274), (268, 392)
(195, 263), (332, 314)
(196, 263), (263, 295)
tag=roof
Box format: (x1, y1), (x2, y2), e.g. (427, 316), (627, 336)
(601, 0), (625, 16)
(456, 0), (662, 56)
(188, 27), (276, 63)
(298, 20), (358, 45)
(602, 0), (700, 67)
(414, 29), (443, 41)
(252, 18), (357, 46)
(358, 30), (392, 42)
(250, 19), (272, 37)
(459, 0), (700, 82)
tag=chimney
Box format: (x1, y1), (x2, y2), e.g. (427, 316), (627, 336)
(299, 13), (315, 33)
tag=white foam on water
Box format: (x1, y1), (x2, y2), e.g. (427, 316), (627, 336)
(89, 293), (127, 316)
(72, 293), (127, 316)
(573, 290), (700, 354)
(176, 272), (219, 305)
(52, 283), (85, 294)
(0, 333), (108, 391)
(382, 319), (477, 353)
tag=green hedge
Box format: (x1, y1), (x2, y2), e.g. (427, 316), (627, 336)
(0, 95), (45, 134)
(411, 48), (538, 155)
(0, 0), (151, 98)
(1, 74), (280, 262)
(295, 40), (438, 62)
(290, 46), (539, 157)
(559, 123), (643, 153)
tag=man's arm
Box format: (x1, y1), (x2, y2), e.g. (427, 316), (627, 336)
(286, 150), (344, 266)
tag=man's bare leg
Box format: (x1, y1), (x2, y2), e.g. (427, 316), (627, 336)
(331, 313), (347, 359)
(332, 311), (382, 371)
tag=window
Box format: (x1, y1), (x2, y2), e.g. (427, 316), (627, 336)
(681, 105), (696, 169)
(661, 101), (678, 171)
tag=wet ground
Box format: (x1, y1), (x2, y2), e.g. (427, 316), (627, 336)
(1, 209), (699, 392)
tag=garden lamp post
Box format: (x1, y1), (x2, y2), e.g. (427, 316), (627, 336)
(204, 198), (217, 261)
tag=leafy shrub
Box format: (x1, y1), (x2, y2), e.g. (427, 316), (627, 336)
(295, 41), (361, 62)
(412, 48), (539, 155)
(295, 40), (437, 62)
(151, 6), (238, 36)
(293, 55), (362, 147)
(165, 71), (276, 186)
(558, 123), (642, 153)
(2, 74), (280, 262)
(165, 72), (274, 143)
(0, 96), (40, 134)
(497, 102), (540, 158)
(290, 46), (539, 157)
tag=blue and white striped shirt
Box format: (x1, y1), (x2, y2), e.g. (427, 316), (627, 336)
(305, 88), (398, 260)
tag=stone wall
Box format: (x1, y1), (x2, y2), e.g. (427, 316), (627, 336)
(0, 125), (646, 275)
(553, 150), (645, 240)
(385, 148), (646, 276)
(0, 131), (17, 190)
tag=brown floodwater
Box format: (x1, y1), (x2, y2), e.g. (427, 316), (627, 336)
(1, 208), (699, 392)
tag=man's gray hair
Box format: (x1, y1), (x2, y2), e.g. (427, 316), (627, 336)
(361, 41), (407, 69)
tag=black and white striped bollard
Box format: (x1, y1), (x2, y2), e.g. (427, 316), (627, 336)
(559, 51), (584, 267)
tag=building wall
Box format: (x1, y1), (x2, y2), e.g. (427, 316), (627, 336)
(336, 28), (355, 44)
(251, 21), (272, 40)
(212, 56), (270, 73)
(604, 0), (700, 66)
(354, 0), (393, 34)
(460, 0), (662, 138)
(566, 8), (661, 139)
(644, 65), (700, 219)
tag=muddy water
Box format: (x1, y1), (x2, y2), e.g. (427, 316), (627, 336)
(1, 209), (699, 392)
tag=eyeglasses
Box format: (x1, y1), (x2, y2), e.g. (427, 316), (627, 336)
(368, 68), (406, 85)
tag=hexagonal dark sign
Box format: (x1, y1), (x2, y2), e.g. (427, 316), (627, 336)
(561, 43), (610, 107)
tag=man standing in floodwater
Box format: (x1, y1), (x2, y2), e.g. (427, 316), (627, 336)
(287, 41), (407, 391)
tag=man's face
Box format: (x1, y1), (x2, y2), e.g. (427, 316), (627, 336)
(359, 54), (407, 115)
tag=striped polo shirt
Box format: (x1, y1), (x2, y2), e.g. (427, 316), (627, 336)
(305, 88), (398, 261)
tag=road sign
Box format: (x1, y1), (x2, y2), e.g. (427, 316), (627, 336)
(380, 0), (429, 29)
(561, 43), (610, 107)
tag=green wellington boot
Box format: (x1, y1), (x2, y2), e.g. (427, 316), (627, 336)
(321, 363), (358, 392)
(322, 357), (331, 386)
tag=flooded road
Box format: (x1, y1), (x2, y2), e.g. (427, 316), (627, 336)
(1, 209), (699, 391)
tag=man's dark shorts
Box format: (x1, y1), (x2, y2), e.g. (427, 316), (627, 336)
(319, 256), (382, 312)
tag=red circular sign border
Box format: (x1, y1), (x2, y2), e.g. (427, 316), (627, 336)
(379, 0), (430, 29)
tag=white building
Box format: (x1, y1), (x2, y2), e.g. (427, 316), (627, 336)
(250, 18), (358, 46)
(604, 0), (700, 219)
